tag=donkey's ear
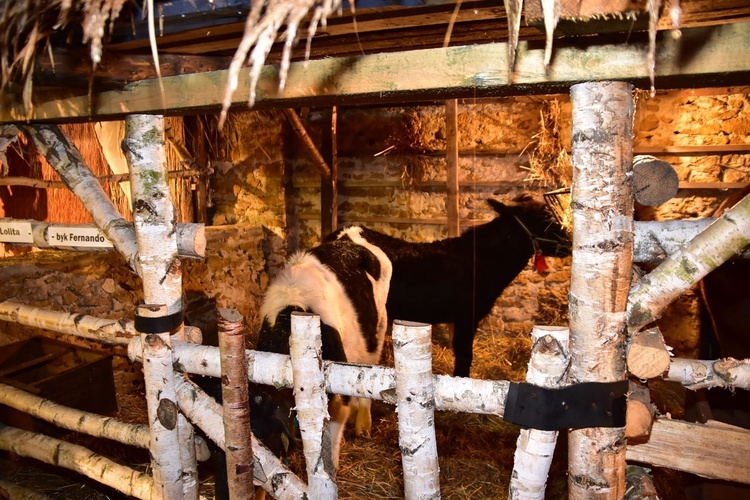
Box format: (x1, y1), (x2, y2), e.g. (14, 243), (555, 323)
(487, 198), (508, 215)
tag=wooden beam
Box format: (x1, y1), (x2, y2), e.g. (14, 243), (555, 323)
(626, 418), (750, 484)
(283, 109), (331, 178)
(320, 107), (338, 236)
(3, 22), (749, 123)
(445, 99), (460, 238)
(33, 49), (230, 89)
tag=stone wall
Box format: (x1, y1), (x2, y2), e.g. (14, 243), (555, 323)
(236, 91), (746, 362)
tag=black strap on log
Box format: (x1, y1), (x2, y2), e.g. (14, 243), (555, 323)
(134, 308), (184, 334)
(504, 380), (629, 431)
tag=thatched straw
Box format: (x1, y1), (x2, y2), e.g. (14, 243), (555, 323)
(380, 108), (430, 188)
(524, 100), (571, 190)
(219, 0), (346, 127)
(0, 0), (127, 116)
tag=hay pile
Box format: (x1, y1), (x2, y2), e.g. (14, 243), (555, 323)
(524, 99), (573, 235)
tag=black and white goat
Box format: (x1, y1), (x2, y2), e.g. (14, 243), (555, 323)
(256, 231), (392, 467)
(329, 196), (568, 377)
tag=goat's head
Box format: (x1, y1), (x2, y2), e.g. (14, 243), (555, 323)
(488, 196), (571, 260)
(249, 384), (298, 460)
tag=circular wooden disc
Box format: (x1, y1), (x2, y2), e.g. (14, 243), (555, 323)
(632, 155), (679, 206)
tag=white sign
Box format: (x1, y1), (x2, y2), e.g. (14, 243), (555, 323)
(47, 226), (113, 248)
(0, 219), (34, 244)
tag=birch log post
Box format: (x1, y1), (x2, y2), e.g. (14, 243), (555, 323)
(19, 124), (139, 270)
(665, 357), (750, 390)
(0, 383), (150, 448)
(0, 424), (154, 499)
(509, 326), (570, 499)
(392, 320), (441, 500)
(1, 220), (205, 258)
(0, 300), (201, 346)
(172, 374), (309, 499)
(290, 312), (337, 499)
(627, 192), (750, 334)
(133, 339), (512, 416)
(124, 114), (191, 499)
(218, 308), (255, 499)
(123, 114), (183, 316)
(568, 81), (634, 498)
(139, 305), (185, 500)
(0, 300), (136, 344)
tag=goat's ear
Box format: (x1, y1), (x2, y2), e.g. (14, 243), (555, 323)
(487, 198), (508, 215)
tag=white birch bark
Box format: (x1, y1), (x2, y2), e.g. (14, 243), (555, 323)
(0, 300), (136, 345)
(0, 424), (154, 499)
(568, 81), (633, 499)
(218, 308), (255, 499)
(289, 312), (337, 499)
(125, 114), (191, 499)
(19, 124), (140, 271)
(0, 220), (205, 257)
(177, 414), (199, 500)
(510, 326), (570, 500)
(133, 340), (512, 416)
(139, 305), (184, 500)
(627, 193), (750, 334)
(392, 320), (440, 500)
(0, 479), (50, 500)
(172, 374), (308, 499)
(0, 301), (201, 346)
(0, 382), (149, 448)
(633, 219), (725, 264)
(665, 357), (750, 390)
(124, 114), (182, 315)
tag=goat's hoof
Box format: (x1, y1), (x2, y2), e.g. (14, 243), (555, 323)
(355, 411), (372, 439)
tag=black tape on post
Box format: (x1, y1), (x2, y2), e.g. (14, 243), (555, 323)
(134, 308), (184, 334)
(504, 380), (629, 431)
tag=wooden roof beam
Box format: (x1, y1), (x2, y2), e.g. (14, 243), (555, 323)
(2, 21), (749, 123)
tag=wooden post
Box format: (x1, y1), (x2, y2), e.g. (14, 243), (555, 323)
(139, 304), (185, 500)
(19, 124), (140, 270)
(445, 100), (460, 238)
(627, 192), (750, 334)
(0, 424), (154, 499)
(392, 320), (441, 499)
(283, 108), (332, 178)
(568, 81), (634, 498)
(124, 114), (194, 499)
(321, 107), (338, 236)
(218, 308), (254, 499)
(124, 114), (183, 314)
(172, 374), (309, 498)
(509, 326), (569, 499)
(290, 312), (337, 499)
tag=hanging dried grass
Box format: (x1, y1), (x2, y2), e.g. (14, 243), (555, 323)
(524, 99), (573, 234)
(219, 0), (346, 128)
(0, 0), (127, 118)
(382, 108), (430, 188)
(524, 99), (571, 189)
